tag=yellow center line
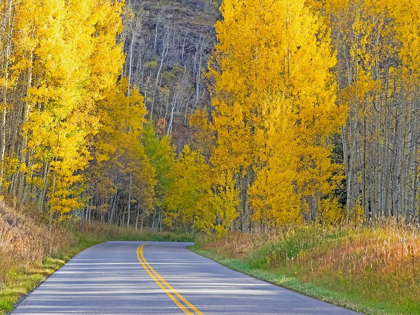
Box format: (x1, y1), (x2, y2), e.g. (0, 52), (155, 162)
(136, 244), (203, 315)
(139, 244), (204, 315)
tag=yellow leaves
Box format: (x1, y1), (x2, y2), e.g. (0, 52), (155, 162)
(190, 107), (214, 155)
(211, 100), (252, 174)
(0, 156), (20, 190)
(7, 0), (127, 216)
(388, 0), (420, 81)
(88, 77), (152, 216)
(165, 146), (207, 225)
(319, 196), (345, 225)
(210, 171), (239, 234)
(209, 0), (344, 228)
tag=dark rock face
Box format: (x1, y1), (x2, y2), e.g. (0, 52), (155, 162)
(123, 0), (219, 147)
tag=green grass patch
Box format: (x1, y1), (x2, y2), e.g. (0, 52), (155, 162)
(0, 257), (65, 314)
(191, 224), (420, 315)
(189, 246), (370, 314)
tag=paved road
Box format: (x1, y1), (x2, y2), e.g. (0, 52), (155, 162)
(12, 241), (360, 314)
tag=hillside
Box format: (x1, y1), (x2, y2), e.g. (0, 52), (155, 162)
(122, 0), (220, 149)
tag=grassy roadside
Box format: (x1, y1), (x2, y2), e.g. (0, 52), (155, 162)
(0, 200), (194, 315)
(1, 226), (194, 314)
(190, 224), (420, 315)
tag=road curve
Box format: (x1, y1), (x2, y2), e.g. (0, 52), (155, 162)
(12, 241), (360, 314)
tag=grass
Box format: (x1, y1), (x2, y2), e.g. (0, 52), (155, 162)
(0, 199), (194, 315)
(0, 256), (66, 314)
(191, 223), (420, 315)
(4, 196), (419, 315)
(1, 225), (194, 314)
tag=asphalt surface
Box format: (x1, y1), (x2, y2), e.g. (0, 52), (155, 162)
(12, 241), (360, 314)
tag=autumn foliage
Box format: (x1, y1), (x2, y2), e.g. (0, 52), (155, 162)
(0, 0), (419, 234)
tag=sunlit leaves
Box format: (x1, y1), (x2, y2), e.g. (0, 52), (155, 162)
(13, 0), (125, 216)
(208, 0), (345, 227)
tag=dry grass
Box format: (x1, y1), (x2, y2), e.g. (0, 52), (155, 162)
(298, 224), (420, 312)
(0, 199), (71, 283)
(199, 223), (420, 314)
(0, 198), (75, 314)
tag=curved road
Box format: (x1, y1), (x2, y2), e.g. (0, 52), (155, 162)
(12, 241), (360, 314)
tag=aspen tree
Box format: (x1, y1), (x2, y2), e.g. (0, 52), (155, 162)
(164, 145), (213, 230)
(88, 78), (155, 226)
(8, 0), (125, 225)
(209, 0), (345, 229)
(142, 122), (175, 231)
(318, 0), (420, 223)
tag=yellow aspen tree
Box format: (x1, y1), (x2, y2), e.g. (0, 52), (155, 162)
(190, 107), (240, 233)
(381, 0), (419, 222)
(249, 98), (302, 226)
(189, 107), (214, 157)
(0, 0), (18, 192)
(88, 78), (155, 226)
(211, 168), (239, 236)
(389, 0), (419, 81)
(164, 145), (215, 231)
(210, 0), (345, 228)
(14, 0), (125, 225)
(316, 0), (420, 223)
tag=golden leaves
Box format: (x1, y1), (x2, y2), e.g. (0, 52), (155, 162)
(208, 0), (345, 227)
(12, 0), (126, 216)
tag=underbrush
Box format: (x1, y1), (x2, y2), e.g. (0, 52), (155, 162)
(0, 200), (194, 314)
(76, 222), (194, 246)
(193, 223), (420, 315)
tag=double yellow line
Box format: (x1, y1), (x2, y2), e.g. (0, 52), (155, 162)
(136, 244), (203, 315)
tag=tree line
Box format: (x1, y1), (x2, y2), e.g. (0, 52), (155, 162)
(0, 0), (419, 234)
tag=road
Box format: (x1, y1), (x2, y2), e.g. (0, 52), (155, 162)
(12, 241), (360, 314)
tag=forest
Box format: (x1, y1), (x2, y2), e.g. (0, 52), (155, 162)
(0, 0), (419, 235)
